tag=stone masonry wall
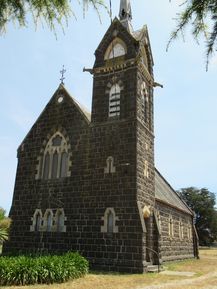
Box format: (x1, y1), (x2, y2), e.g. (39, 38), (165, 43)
(155, 201), (195, 261)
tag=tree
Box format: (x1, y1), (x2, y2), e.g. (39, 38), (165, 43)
(178, 187), (217, 246)
(169, 0), (217, 69)
(0, 208), (11, 246)
(0, 0), (106, 34)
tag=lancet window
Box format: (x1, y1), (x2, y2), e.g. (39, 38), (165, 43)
(101, 208), (119, 233)
(55, 209), (66, 232)
(30, 208), (66, 232)
(168, 215), (174, 238)
(109, 84), (121, 117)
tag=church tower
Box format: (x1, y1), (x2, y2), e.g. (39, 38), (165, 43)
(4, 0), (197, 273)
(88, 0), (156, 272)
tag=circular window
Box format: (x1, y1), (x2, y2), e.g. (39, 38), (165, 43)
(57, 96), (64, 103)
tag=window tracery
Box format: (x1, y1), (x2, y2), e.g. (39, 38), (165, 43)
(36, 132), (71, 180)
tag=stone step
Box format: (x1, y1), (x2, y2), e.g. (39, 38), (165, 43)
(147, 265), (162, 273)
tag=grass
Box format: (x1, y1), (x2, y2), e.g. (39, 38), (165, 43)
(1, 249), (217, 289)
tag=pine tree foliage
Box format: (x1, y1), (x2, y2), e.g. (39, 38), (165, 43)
(0, 0), (106, 34)
(169, 0), (217, 68)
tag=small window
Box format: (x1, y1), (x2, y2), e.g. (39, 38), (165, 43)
(30, 209), (42, 232)
(179, 220), (182, 240)
(169, 215), (174, 238)
(47, 212), (52, 232)
(56, 210), (66, 232)
(109, 84), (121, 117)
(35, 213), (41, 232)
(101, 208), (119, 233)
(187, 222), (192, 240)
(104, 156), (116, 174)
(107, 210), (114, 233)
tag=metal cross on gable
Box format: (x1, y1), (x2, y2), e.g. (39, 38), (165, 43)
(60, 65), (66, 85)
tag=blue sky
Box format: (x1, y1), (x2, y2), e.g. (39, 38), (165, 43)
(0, 1), (217, 214)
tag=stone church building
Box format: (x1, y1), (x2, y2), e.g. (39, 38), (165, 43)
(4, 0), (198, 273)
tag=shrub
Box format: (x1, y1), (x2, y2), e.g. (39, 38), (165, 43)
(0, 252), (88, 286)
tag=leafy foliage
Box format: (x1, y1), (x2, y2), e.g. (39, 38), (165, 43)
(0, 208), (11, 244)
(169, 0), (217, 68)
(0, 0), (106, 34)
(0, 252), (88, 286)
(178, 187), (217, 246)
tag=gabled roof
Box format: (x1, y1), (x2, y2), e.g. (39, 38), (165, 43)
(18, 84), (90, 152)
(61, 85), (91, 122)
(132, 26), (154, 66)
(94, 17), (138, 54)
(155, 169), (193, 215)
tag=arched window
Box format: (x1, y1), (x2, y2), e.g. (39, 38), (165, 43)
(107, 210), (114, 233)
(181, 221), (184, 239)
(104, 38), (127, 60)
(56, 210), (66, 232)
(104, 156), (116, 174)
(30, 209), (42, 232)
(101, 208), (119, 233)
(168, 215), (174, 238)
(109, 84), (121, 117)
(51, 151), (58, 179)
(179, 220), (182, 239)
(43, 152), (50, 179)
(35, 213), (41, 232)
(46, 211), (53, 232)
(38, 132), (71, 180)
(60, 152), (68, 178)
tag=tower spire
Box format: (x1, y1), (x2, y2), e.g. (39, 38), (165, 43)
(119, 0), (133, 32)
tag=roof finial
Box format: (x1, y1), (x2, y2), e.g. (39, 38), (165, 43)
(60, 65), (66, 85)
(119, 0), (133, 32)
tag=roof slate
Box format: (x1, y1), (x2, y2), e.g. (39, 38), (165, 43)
(155, 169), (192, 215)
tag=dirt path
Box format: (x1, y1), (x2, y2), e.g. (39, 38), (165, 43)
(138, 270), (217, 289)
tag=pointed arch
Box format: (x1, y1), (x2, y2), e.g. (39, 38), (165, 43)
(36, 130), (72, 180)
(101, 208), (119, 233)
(109, 84), (121, 117)
(55, 209), (66, 232)
(44, 209), (54, 232)
(104, 156), (116, 174)
(104, 37), (127, 60)
(30, 209), (42, 232)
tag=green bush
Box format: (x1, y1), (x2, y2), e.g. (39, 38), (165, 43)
(0, 252), (88, 286)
